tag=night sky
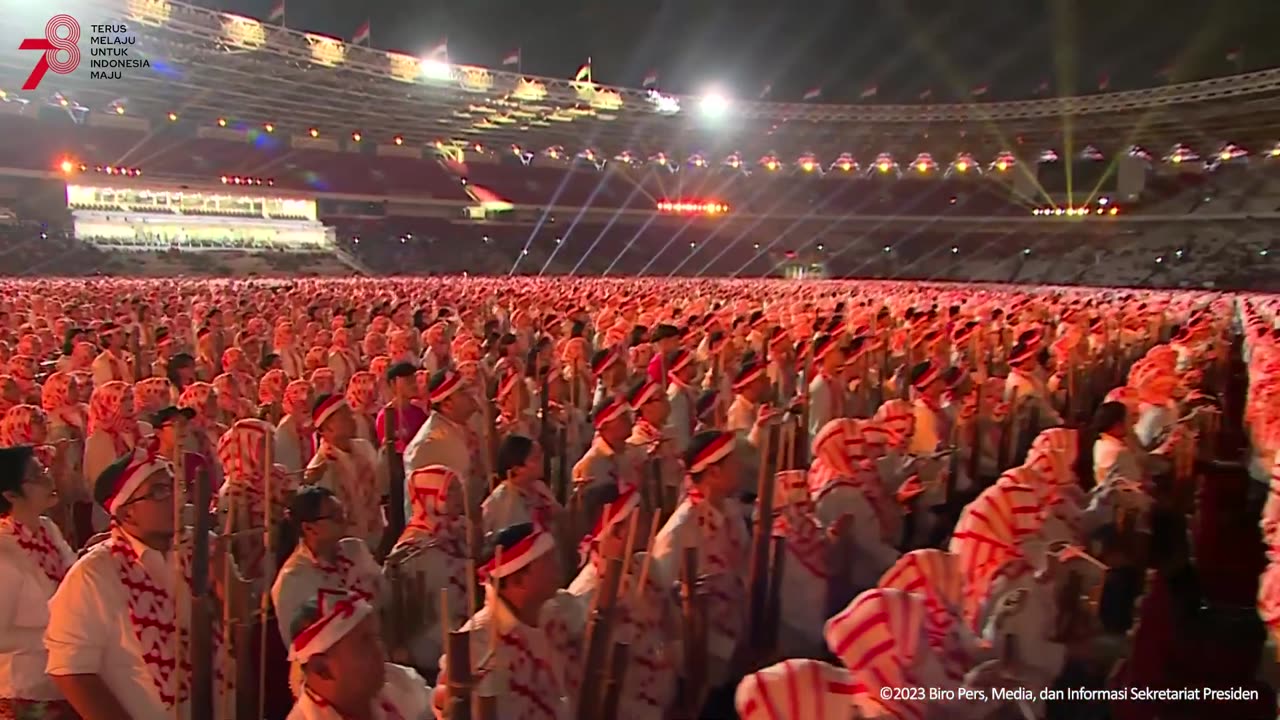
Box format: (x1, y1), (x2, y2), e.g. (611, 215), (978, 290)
(200, 0), (1280, 102)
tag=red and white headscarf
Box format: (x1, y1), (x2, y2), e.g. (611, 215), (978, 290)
(88, 380), (138, 455)
(178, 382), (217, 431)
(1024, 428), (1079, 489)
(134, 377), (173, 417)
(948, 480), (1043, 626)
(344, 371), (377, 415)
(824, 588), (928, 720)
(878, 549), (972, 681)
(258, 369), (288, 407)
(41, 371), (85, 431)
(0, 404), (47, 447)
(309, 368), (336, 398)
(872, 400), (915, 453)
(734, 659), (858, 720)
(283, 379), (313, 419)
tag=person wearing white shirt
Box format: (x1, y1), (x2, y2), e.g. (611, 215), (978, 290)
(402, 371), (478, 521)
(0, 446), (77, 720)
(284, 593), (432, 720)
(271, 486), (386, 648)
(46, 450), (234, 720)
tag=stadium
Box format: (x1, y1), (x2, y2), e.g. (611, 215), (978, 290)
(2, 2), (1280, 720)
(0, 0), (1277, 286)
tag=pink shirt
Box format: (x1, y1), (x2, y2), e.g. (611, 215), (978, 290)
(375, 403), (429, 453)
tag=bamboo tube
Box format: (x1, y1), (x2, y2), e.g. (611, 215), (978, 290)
(576, 555), (625, 720)
(763, 535), (787, 655)
(746, 422), (775, 651)
(633, 513), (661, 604)
(442, 586), (478, 720)
(678, 547), (706, 719)
(599, 642), (631, 720)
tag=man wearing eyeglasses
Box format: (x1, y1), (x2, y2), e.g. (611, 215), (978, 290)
(44, 449), (236, 720)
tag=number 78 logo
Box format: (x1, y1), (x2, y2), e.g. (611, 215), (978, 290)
(20, 15), (81, 90)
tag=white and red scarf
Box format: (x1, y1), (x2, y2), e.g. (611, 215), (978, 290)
(0, 517), (68, 584)
(105, 529), (192, 709)
(309, 544), (374, 604)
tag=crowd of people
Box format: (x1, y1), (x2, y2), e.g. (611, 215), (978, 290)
(0, 275), (1271, 720)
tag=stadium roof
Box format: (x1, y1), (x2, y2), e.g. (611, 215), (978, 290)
(2, 0), (1280, 159)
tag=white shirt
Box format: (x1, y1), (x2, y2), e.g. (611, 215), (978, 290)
(288, 663), (431, 720)
(45, 531), (188, 720)
(272, 539), (385, 645)
(402, 413), (473, 521)
(0, 517), (75, 701)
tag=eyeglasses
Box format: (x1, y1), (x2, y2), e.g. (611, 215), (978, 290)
(120, 480), (174, 508)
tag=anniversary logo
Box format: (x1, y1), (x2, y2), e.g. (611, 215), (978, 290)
(20, 15), (150, 89)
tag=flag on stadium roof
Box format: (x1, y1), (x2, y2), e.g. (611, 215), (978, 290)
(1097, 73), (1110, 91)
(426, 39), (448, 61)
(971, 83), (989, 97)
(1033, 79), (1049, 95)
(803, 87), (822, 101)
(918, 88), (932, 100)
(574, 59), (592, 83)
(759, 84), (772, 99)
(352, 21), (370, 45)
(860, 85), (878, 99)
(268, 0), (285, 24)
(642, 70), (659, 88)
(502, 48), (520, 67)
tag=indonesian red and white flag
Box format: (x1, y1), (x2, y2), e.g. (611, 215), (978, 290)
(860, 85), (878, 99)
(803, 87), (822, 101)
(642, 69), (659, 87)
(352, 21), (370, 45)
(268, 0), (285, 23)
(502, 48), (520, 66)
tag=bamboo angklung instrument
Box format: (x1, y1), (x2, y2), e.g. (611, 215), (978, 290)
(746, 418), (776, 653)
(576, 515), (637, 720)
(383, 397), (406, 555)
(967, 382), (984, 485)
(189, 448), (214, 720)
(441, 590), (475, 720)
(539, 368), (553, 484)
(172, 423), (188, 720)
(676, 547), (707, 719)
(474, 548), (500, 720)
(599, 641), (631, 719)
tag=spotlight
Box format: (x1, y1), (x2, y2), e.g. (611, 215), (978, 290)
(352, 131), (362, 142)
(1108, 207), (1118, 216)
(699, 91), (730, 119)
(59, 159), (73, 174)
(421, 58), (452, 81)
(309, 128), (319, 138)
(114, 105), (125, 115)
(1098, 197), (1109, 206)
(167, 112), (178, 122)
(816, 243), (824, 251)
(264, 123), (275, 133)
(394, 135), (404, 146)
(951, 246), (959, 254)
(217, 117), (227, 127)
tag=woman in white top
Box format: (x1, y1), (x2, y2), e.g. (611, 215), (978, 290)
(0, 445), (77, 720)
